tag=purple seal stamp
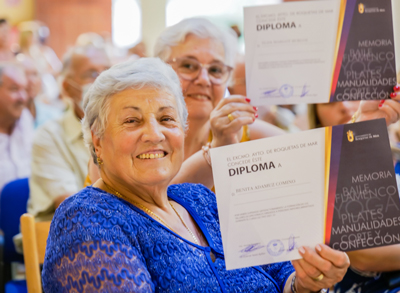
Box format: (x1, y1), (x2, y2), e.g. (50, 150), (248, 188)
(267, 239), (284, 256)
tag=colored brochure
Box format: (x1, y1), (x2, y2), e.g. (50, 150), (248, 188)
(244, 0), (397, 105)
(210, 119), (400, 270)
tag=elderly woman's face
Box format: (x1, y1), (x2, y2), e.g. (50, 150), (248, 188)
(97, 88), (185, 186)
(169, 34), (227, 121)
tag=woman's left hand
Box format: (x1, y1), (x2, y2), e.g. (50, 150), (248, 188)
(291, 244), (350, 292)
(356, 85), (400, 125)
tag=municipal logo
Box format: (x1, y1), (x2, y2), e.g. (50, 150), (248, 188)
(347, 130), (354, 142)
(358, 3), (365, 14)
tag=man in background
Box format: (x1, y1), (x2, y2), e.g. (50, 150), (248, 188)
(27, 45), (110, 221)
(0, 62), (33, 191)
(0, 19), (14, 61)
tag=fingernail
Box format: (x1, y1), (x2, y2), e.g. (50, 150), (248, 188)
(245, 98), (251, 103)
(252, 117), (255, 122)
(316, 244), (322, 252)
(255, 113), (259, 118)
(379, 100), (385, 108)
(298, 247), (305, 254)
(390, 92), (397, 98)
(253, 106), (258, 111)
(394, 85), (400, 91)
(379, 104), (383, 108)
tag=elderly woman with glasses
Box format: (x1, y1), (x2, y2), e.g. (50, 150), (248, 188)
(151, 18), (400, 190)
(42, 58), (350, 292)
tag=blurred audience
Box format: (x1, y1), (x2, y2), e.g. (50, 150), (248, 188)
(18, 21), (61, 104)
(16, 54), (62, 128)
(0, 19), (14, 61)
(18, 21), (62, 75)
(27, 45), (110, 221)
(0, 62), (33, 191)
(128, 41), (147, 60)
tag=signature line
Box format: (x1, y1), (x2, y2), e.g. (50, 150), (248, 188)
(234, 191), (311, 206)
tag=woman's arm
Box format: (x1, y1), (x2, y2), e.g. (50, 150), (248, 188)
(172, 96), (284, 188)
(346, 245), (400, 272)
(249, 118), (286, 140)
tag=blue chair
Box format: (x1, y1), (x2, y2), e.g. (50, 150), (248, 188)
(0, 178), (30, 293)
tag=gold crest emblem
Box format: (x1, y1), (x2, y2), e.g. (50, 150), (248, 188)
(347, 130), (354, 142)
(358, 3), (365, 14)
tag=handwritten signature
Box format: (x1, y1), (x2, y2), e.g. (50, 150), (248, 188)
(240, 243), (265, 254)
(287, 234), (297, 252)
(262, 84), (309, 98)
(240, 234), (298, 256)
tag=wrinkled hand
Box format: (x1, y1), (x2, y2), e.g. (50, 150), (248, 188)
(291, 244), (350, 292)
(357, 85), (400, 125)
(209, 95), (257, 147)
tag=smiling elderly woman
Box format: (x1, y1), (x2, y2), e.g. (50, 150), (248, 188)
(42, 58), (349, 293)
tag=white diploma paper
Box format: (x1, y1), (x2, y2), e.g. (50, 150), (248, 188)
(244, 1), (340, 105)
(210, 129), (327, 270)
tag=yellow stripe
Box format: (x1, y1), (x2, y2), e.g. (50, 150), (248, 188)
(329, 0), (347, 102)
(323, 126), (332, 242)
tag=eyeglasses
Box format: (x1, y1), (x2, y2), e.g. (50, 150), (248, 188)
(169, 57), (233, 85)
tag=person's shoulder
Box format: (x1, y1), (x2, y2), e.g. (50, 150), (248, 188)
(56, 186), (114, 213)
(34, 114), (64, 137)
(52, 186), (140, 241)
(32, 112), (67, 145)
(168, 183), (217, 206)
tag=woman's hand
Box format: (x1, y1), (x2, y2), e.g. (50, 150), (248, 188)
(209, 95), (257, 147)
(291, 244), (350, 293)
(356, 85), (400, 125)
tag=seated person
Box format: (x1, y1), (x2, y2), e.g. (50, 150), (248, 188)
(43, 57), (350, 292)
(27, 45), (110, 221)
(0, 19), (14, 62)
(0, 62), (33, 191)
(17, 54), (63, 128)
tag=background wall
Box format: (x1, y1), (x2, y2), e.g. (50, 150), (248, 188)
(0, 0), (34, 25)
(35, 0), (112, 58)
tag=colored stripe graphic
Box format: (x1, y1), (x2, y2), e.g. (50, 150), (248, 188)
(323, 127), (332, 244)
(329, 0), (357, 102)
(324, 125), (344, 245)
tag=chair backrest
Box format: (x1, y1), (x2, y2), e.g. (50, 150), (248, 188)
(0, 178), (30, 263)
(20, 214), (51, 293)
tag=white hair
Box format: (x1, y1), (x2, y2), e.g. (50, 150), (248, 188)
(81, 57), (188, 164)
(154, 18), (238, 67)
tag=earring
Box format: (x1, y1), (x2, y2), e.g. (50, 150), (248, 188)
(97, 157), (104, 165)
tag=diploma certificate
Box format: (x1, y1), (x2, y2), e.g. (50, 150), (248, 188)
(244, 0), (397, 105)
(210, 119), (400, 269)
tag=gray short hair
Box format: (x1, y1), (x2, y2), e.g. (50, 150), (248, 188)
(82, 57), (188, 164)
(154, 18), (238, 67)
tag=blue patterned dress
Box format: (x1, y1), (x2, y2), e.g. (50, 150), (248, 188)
(42, 183), (294, 292)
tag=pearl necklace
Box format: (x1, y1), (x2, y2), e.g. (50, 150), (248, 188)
(102, 180), (200, 245)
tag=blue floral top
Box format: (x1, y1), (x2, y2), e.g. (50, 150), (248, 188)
(42, 183), (294, 292)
